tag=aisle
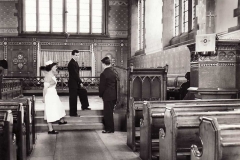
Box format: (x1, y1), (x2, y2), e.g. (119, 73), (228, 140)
(28, 130), (141, 160)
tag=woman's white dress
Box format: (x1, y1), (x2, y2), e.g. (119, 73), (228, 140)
(44, 76), (66, 122)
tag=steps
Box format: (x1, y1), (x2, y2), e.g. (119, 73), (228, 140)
(35, 110), (104, 132)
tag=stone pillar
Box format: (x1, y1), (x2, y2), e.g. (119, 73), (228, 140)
(188, 40), (240, 99)
(228, 0), (240, 32)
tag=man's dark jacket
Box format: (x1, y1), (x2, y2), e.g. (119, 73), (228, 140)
(68, 58), (82, 88)
(99, 67), (117, 101)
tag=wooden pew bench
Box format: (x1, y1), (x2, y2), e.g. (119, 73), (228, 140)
(0, 104), (27, 160)
(159, 105), (240, 160)
(0, 110), (17, 160)
(0, 95), (36, 154)
(127, 98), (240, 151)
(140, 102), (240, 160)
(191, 115), (240, 160)
(128, 67), (167, 151)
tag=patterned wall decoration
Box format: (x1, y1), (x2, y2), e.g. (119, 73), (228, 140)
(108, 0), (128, 38)
(12, 53), (27, 69)
(40, 42), (92, 46)
(0, 38), (38, 76)
(130, 45), (191, 75)
(0, 0), (18, 36)
(0, 38), (128, 77)
(3, 38), (7, 60)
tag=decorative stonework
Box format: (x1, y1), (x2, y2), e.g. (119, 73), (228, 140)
(218, 62), (235, 66)
(32, 38), (37, 71)
(191, 53), (198, 62)
(109, 31), (128, 37)
(13, 53), (27, 69)
(120, 40), (123, 66)
(199, 62), (237, 67)
(8, 42), (32, 45)
(218, 51), (236, 61)
(217, 44), (240, 50)
(199, 55), (217, 61)
(97, 43), (122, 47)
(0, 29), (18, 34)
(109, 1), (128, 6)
(200, 63), (217, 67)
(40, 42), (92, 46)
(190, 63), (199, 68)
(3, 38), (7, 60)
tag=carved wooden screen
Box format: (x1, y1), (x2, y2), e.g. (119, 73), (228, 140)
(129, 68), (167, 101)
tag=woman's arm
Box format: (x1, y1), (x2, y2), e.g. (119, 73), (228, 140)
(43, 76), (51, 103)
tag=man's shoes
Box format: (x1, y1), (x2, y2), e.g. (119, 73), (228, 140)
(48, 130), (58, 134)
(58, 121), (67, 125)
(82, 108), (91, 110)
(70, 114), (80, 117)
(102, 130), (114, 134)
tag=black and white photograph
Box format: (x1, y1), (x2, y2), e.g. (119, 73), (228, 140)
(0, 0), (239, 159)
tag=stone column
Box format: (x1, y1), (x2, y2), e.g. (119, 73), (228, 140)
(229, 0), (240, 32)
(188, 40), (240, 99)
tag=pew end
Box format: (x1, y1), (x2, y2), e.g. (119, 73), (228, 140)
(191, 116), (240, 160)
(0, 110), (17, 160)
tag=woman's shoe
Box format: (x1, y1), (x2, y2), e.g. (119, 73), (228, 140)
(58, 121), (67, 125)
(48, 130), (58, 134)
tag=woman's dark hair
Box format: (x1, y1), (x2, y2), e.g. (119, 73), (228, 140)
(101, 57), (111, 65)
(45, 62), (57, 72)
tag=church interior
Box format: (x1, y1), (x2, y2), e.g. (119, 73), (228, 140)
(0, 0), (240, 160)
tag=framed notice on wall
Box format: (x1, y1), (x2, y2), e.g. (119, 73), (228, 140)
(196, 34), (216, 52)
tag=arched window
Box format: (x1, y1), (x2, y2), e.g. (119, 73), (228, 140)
(23, 0), (105, 35)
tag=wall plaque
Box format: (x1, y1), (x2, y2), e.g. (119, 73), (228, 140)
(13, 54), (27, 69)
(196, 34), (216, 52)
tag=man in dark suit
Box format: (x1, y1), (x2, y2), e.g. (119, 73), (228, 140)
(68, 50), (90, 117)
(99, 56), (117, 133)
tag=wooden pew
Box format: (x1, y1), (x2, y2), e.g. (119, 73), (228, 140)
(141, 102), (240, 160)
(127, 67), (167, 151)
(0, 110), (17, 160)
(159, 106), (240, 160)
(0, 103), (27, 160)
(31, 95), (36, 145)
(0, 77), (23, 100)
(127, 98), (240, 151)
(0, 98), (34, 156)
(191, 115), (240, 160)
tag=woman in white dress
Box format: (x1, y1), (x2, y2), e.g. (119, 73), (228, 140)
(43, 60), (67, 134)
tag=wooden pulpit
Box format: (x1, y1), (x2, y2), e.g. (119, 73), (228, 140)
(187, 40), (240, 99)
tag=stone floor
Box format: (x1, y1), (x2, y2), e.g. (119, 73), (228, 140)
(27, 96), (141, 160)
(28, 131), (141, 160)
